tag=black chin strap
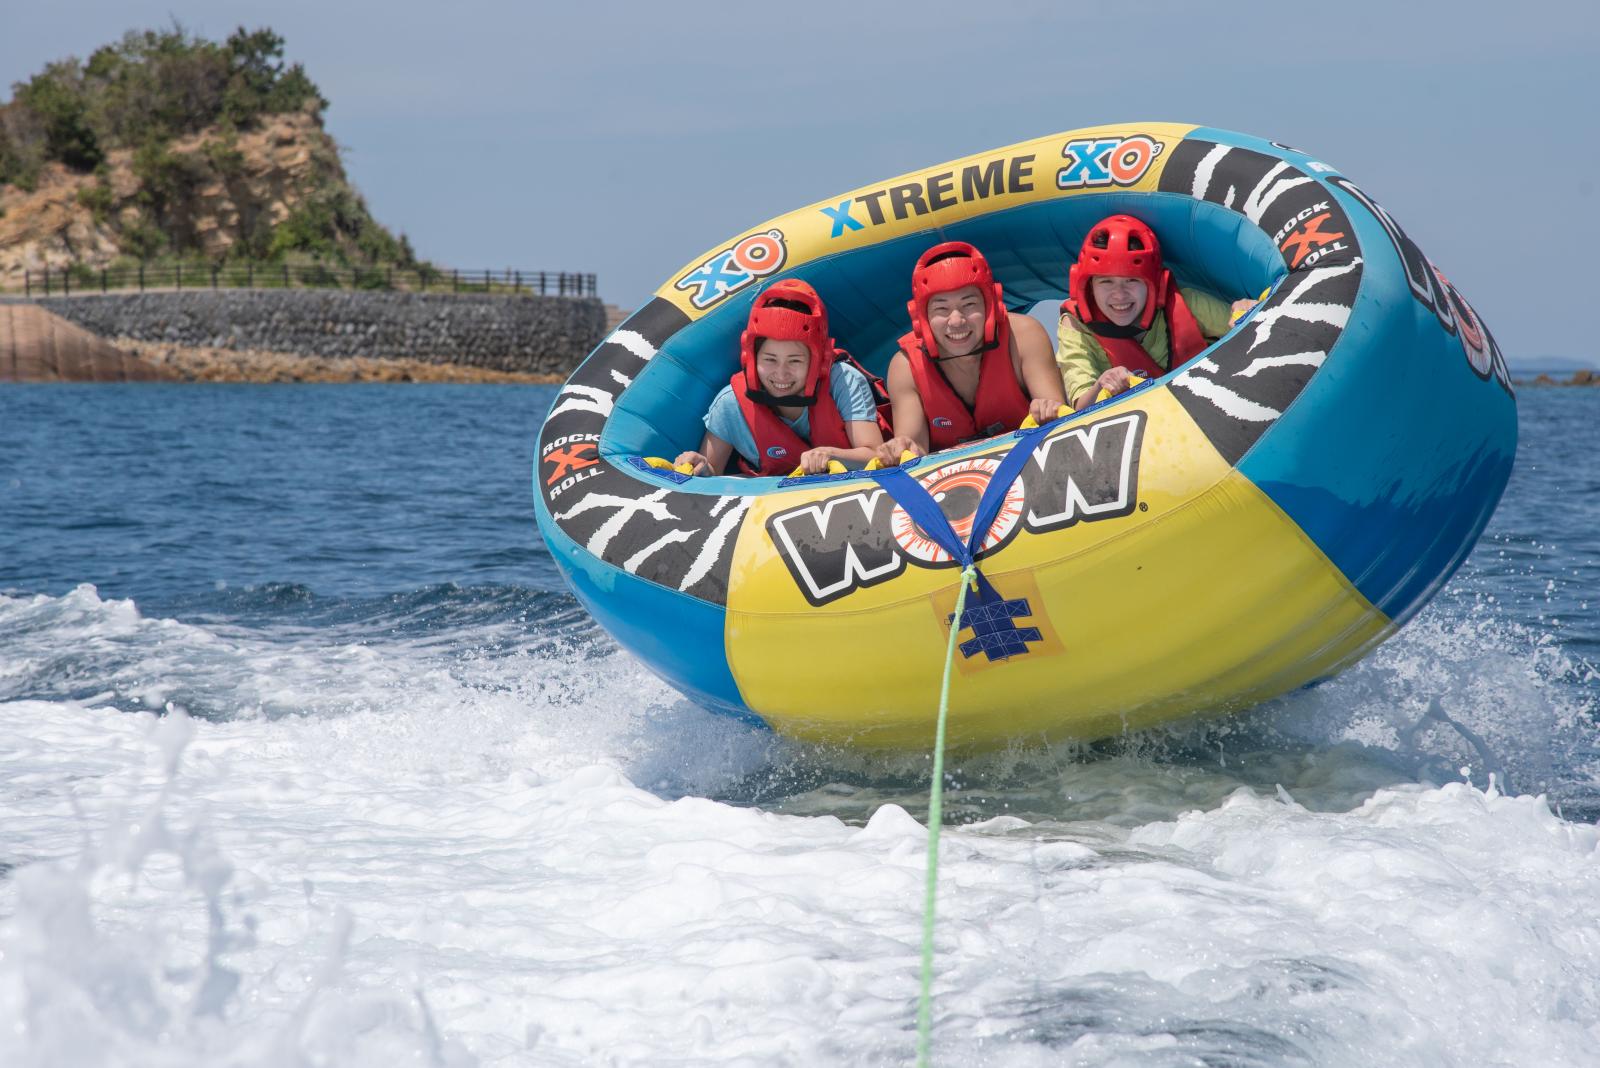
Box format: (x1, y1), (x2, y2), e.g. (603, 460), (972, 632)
(744, 383), (820, 409)
(930, 335), (1000, 362)
(1085, 319), (1144, 340)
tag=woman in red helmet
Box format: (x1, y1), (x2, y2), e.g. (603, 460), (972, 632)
(1059, 214), (1255, 409)
(874, 241), (1065, 466)
(674, 279), (885, 477)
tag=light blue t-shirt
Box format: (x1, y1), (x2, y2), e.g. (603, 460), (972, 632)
(705, 362), (877, 469)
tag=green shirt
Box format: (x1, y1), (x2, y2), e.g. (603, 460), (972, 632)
(1056, 287), (1235, 406)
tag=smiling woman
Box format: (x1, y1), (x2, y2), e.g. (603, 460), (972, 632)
(532, 122), (1518, 751)
(672, 279), (885, 478)
(1057, 213), (1242, 410)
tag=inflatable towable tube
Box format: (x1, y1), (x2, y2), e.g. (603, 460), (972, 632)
(534, 123), (1516, 750)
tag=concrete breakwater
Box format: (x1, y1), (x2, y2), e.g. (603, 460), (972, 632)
(32, 290), (608, 375)
(0, 302), (171, 381)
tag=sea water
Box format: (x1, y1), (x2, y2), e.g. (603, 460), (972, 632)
(1, 384), (1596, 1066)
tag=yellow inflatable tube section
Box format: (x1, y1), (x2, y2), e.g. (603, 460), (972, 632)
(725, 388), (1386, 749)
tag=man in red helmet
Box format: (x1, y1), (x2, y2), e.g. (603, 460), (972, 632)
(675, 279), (884, 477)
(1058, 215), (1255, 409)
(874, 241), (1065, 466)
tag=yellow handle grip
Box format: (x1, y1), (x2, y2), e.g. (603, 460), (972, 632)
(1094, 374), (1146, 404)
(1019, 404), (1072, 430)
(643, 456), (697, 475)
(788, 459), (849, 477)
(864, 450), (919, 471)
(1229, 287), (1272, 325)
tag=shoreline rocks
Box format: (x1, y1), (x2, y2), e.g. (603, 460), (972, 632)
(1514, 369), (1597, 387)
(108, 338), (563, 383)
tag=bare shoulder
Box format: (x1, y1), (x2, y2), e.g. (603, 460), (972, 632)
(885, 350), (912, 382)
(1008, 311), (1048, 341)
(1056, 307), (1087, 332)
(1008, 311), (1052, 356)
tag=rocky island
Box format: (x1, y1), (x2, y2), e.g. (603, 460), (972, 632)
(0, 26), (603, 382)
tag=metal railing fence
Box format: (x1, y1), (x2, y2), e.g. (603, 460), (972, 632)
(6, 263), (598, 299)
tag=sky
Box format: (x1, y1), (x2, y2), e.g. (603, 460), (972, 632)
(4, 1), (1596, 364)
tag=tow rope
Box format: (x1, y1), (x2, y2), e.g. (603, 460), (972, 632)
(917, 560), (974, 1066)
(865, 426), (1051, 1066)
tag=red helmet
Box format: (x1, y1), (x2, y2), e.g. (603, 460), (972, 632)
(1068, 215), (1171, 330)
(907, 241), (1006, 359)
(739, 279), (835, 405)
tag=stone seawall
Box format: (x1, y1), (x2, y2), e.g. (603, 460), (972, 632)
(33, 290), (607, 375)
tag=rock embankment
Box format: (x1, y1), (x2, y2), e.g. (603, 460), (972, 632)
(33, 289), (605, 375)
(1517, 369), (1599, 387)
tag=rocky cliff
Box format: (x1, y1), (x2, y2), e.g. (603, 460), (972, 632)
(0, 110), (368, 287)
(0, 27), (413, 289)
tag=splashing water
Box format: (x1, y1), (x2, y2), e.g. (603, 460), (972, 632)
(3, 575), (1597, 1066)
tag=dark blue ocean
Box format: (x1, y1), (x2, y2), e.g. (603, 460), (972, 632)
(2, 383), (1598, 1066)
(1, 385), (569, 612)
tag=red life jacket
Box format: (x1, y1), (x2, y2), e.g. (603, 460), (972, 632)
(899, 241), (1031, 450)
(899, 327), (1030, 451)
(731, 365), (852, 476)
(1061, 287), (1209, 379)
(730, 278), (857, 476)
(832, 349), (894, 438)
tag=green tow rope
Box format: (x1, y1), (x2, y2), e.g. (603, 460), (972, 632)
(917, 562), (977, 1067)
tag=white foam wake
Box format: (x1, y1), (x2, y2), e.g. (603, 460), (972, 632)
(2, 585), (1598, 1064)
(3, 701), (1598, 1066)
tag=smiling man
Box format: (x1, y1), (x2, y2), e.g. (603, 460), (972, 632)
(875, 241), (1065, 464)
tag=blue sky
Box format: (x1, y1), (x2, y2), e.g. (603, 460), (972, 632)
(5, 1), (1595, 364)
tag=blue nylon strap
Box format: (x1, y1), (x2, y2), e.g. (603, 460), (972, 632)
(870, 427), (1055, 568)
(871, 465), (972, 566)
(966, 426), (1049, 560)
